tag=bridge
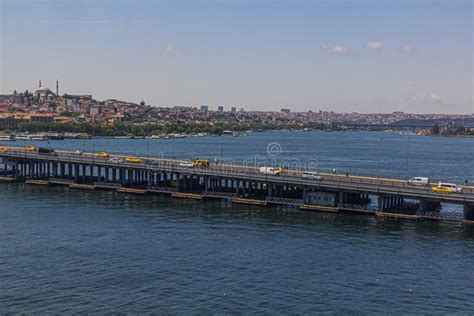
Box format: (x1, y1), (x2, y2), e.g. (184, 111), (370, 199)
(1, 146), (473, 224)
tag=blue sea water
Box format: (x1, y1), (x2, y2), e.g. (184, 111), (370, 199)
(0, 131), (473, 313)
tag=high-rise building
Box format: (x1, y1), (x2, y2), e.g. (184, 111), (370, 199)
(200, 105), (209, 111)
(281, 108), (290, 113)
(217, 106), (224, 112)
(231, 107), (236, 113)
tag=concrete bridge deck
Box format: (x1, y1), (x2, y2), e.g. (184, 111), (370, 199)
(1, 146), (473, 223)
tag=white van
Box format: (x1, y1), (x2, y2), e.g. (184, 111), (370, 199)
(259, 167), (279, 175)
(408, 177), (430, 186)
(302, 171), (322, 180)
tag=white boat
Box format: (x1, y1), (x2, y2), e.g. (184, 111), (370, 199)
(30, 135), (49, 141)
(150, 135), (165, 139)
(0, 135), (15, 141)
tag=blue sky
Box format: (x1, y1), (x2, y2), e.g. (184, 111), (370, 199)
(1, 0), (472, 113)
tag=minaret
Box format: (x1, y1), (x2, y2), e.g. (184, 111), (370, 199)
(39, 80), (42, 88)
(56, 80), (59, 96)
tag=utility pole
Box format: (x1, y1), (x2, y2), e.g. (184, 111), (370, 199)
(405, 136), (410, 178)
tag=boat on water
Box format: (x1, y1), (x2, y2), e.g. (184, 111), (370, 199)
(150, 134), (165, 139)
(63, 133), (92, 139)
(13, 134), (48, 141)
(43, 133), (64, 140)
(171, 133), (188, 138)
(30, 135), (49, 141)
(116, 133), (146, 139)
(0, 135), (15, 141)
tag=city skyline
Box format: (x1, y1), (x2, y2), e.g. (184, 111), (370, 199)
(1, 0), (473, 114)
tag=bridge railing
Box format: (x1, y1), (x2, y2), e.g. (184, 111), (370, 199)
(1, 147), (472, 196)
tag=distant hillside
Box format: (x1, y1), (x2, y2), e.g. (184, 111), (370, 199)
(389, 118), (474, 128)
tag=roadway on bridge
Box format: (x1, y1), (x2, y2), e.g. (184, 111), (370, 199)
(1, 146), (473, 204)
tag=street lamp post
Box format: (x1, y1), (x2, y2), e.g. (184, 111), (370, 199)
(405, 136), (410, 178)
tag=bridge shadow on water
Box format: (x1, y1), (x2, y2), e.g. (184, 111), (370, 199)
(4, 182), (474, 240)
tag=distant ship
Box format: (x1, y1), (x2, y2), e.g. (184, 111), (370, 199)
(13, 134), (48, 141)
(0, 135), (15, 141)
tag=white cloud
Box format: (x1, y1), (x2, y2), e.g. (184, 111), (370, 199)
(321, 44), (348, 54)
(401, 45), (415, 54)
(366, 41), (382, 50)
(159, 45), (178, 56)
(430, 93), (441, 103)
(331, 46), (348, 54)
(405, 92), (442, 104)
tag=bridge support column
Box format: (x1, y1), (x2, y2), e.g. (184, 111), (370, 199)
(464, 204), (474, 221)
(268, 183), (273, 198)
(12, 161), (18, 179)
(420, 200), (441, 212)
(74, 164), (79, 182)
(301, 186), (308, 201)
(176, 173), (181, 191)
(378, 195), (385, 210)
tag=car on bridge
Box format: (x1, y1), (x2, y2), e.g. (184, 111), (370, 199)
(24, 146), (38, 152)
(38, 147), (57, 155)
(276, 167), (285, 174)
(408, 177), (430, 186)
(432, 182), (463, 194)
(303, 171), (322, 180)
(109, 157), (122, 163)
(125, 157), (142, 163)
(259, 167), (283, 175)
(0, 147), (8, 153)
(179, 162), (194, 168)
(96, 152), (110, 158)
(192, 159), (209, 168)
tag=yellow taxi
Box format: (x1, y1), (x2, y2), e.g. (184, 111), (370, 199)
(24, 146), (38, 152)
(431, 182), (462, 194)
(125, 157), (142, 163)
(0, 147), (8, 153)
(96, 152), (110, 158)
(192, 159), (209, 167)
(275, 167), (285, 175)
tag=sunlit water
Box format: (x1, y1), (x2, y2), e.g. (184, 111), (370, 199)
(1, 131), (473, 313)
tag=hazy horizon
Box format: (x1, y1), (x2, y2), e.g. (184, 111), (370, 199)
(1, 0), (473, 114)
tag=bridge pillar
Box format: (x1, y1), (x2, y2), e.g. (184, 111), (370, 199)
(268, 183), (273, 198)
(378, 195), (385, 210)
(463, 204), (474, 221)
(80, 165), (85, 182)
(235, 180), (240, 195)
(302, 186), (308, 201)
(176, 173), (182, 191)
(11, 161), (17, 179)
(420, 199), (441, 212)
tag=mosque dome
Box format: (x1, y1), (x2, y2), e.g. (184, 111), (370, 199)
(37, 86), (51, 92)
